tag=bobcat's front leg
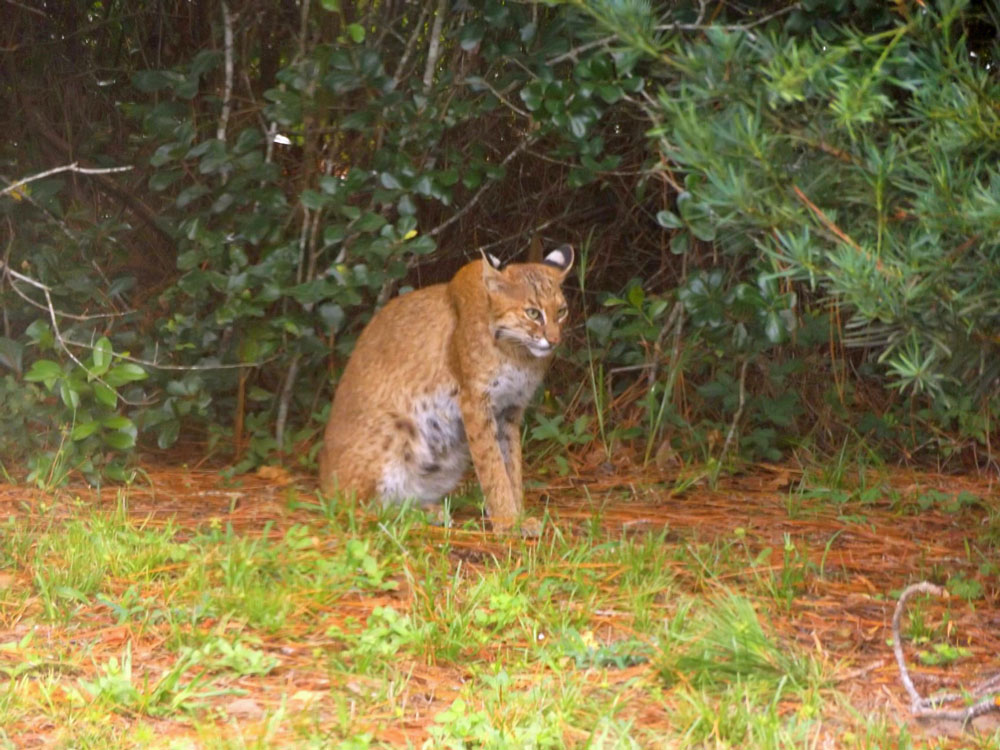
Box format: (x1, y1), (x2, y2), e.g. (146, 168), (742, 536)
(459, 392), (518, 529)
(496, 406), (524, 509)
(496, 409), (542, 537)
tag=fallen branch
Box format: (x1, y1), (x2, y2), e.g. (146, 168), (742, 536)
(892, 581), (1000, 727)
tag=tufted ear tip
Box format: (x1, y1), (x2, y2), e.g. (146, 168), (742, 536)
(542, 244), (574, 274)
(480, 250), (504, 270)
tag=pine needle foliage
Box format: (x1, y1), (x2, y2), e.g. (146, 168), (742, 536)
(593, 0), (1000, 407)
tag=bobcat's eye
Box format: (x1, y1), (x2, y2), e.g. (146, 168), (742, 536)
(525, 307), (542, 321)
(557, 306), (568, 320)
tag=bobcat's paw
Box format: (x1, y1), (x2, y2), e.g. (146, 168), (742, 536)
(490, 515), (542, 537)
(517, 516), (543, 538)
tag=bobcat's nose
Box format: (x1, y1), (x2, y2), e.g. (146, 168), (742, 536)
(528, 338), (553, 358)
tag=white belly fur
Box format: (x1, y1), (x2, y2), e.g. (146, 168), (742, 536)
(377, 387), (470, 504)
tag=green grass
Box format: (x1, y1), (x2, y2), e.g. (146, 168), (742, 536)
(0, 479), (997, 749)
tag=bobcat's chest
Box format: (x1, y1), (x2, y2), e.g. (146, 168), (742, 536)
(379, 387), (469, 503)
(486, 362), (544, 418)
(376, 363), (543, 504)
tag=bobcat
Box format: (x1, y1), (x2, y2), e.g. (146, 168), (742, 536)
(318, 245), (574, 533)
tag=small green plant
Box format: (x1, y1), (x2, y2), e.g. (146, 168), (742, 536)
(181, 637), (280, 677)
(557, 628), (650, 669)
(746, 533), (813, 610)
(916, 642), (971, 667)
(658, 595), (823, 691)
(346, 606), (429, 671)
(946, 573), (984, 602)
(22, 331), (147, 486)
(916, 489), (982, 514)
(424, 698), (496, 749)
(77, 644), (224, 716)
(473, 590), (531, 632)
(529, 413), (592, 475)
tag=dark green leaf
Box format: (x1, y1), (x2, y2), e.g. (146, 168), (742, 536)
(157, 420), (180, 449)
(301, 189), (328, 209)
(176, 184), (210, 208)
(460, 22), (484, 51)
(59, 380), (81, 409)
(656, 210), (683, 229)
(346, 23), (365, 43)
(71, 421), (101, 441)
(103, 431), (137, 451)
(91, 337), (112, 376)
(24, 359), (62, 386)
(354, 212), (388, 232)
(105, 364), (148, 386)
(93, 382), (118, 408)
(0, 337), (23, 374)
(132, 70), (176, 92)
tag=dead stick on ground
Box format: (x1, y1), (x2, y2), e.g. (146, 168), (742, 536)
(892, 581), (1000, 727)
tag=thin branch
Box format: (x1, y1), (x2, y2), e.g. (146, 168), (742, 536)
(0, 249), (147, 406)
(275, 352), (301, 451)
(0, 259), (50, 292)
(428, 135), (535, 239)
(217, 2), (235, 143)
(0, 260), (268, 373)
(467, 77), (530, 118)
(0, 163), (133, 197)
(3, 0), (47, 18)
(390, 4), (430, 88)
(655, 3), (800, 33)
(422, 0), (447, 92)
(893, 581), (1000, 727)
(547, 34), (618, 66)
(720, 357), (750, 464)
(0, 261), (133, 321)
(468, 213), (571, 259)
(62, 336), (274, 372)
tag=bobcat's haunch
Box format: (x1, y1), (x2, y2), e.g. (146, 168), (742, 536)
(319, 245), (574, 532)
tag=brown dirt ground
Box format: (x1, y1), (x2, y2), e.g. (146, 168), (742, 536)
(1, 460), (999, 747)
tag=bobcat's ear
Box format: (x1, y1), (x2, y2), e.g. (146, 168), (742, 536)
(481, 250), (505, 292)
(542, 244), (574, 278)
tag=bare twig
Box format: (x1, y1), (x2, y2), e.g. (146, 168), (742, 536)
(655, 3), (799, 33)
(0, 260), (266, 373)
(217, 1), (234, 143)
(467, 77), (530, 118)
(547, 35), (618, 66)
(893, 581), (1000, 727)
(719, 357), (750, 464)
(428, 136), (535, 239)
(3, 0), (47, 18)
(275, 352), (301, 451)
(0, 163), (132, 197)
(468, 214), (573, 259)
(422, 0), (447, 92)
(390, 4), (430, 88)
(0, 260), (129, 321)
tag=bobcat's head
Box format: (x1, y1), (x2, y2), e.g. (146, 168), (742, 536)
(482, 245), (574, 358)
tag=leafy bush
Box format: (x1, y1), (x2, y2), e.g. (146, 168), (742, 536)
(575, 0), (1000, 463)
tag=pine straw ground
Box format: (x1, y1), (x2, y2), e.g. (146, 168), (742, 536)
(1, 458), (999, 748)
